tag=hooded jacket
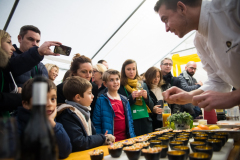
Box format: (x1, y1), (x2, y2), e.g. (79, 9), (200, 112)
(92, 93), (136, 138)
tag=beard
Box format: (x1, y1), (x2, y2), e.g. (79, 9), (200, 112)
(187, 70), (194, 76)
(0, 48), (9, 68)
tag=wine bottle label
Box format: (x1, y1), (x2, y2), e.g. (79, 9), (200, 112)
(32, 82), (47, 105)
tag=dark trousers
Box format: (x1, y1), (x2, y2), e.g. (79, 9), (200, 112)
(133, 117), (153, 136)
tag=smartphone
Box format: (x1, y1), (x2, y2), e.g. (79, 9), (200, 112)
(54, 45), (71, 56)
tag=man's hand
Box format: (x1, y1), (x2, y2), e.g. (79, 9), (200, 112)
(193, 90), (238, 111)
(38, 41), (62, 56)
(162, 86), (193, 104)
(153, 105), (162, 114)
(17, 87), (22, 94)
(196, 81), (203, 86)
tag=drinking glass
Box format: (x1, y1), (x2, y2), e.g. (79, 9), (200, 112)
(136, 80), (143, 101)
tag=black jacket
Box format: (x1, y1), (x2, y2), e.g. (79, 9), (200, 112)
(146, 85), (164, 130)
(56, 107), (106, 152)
(0, 46), (44, 113)
(11, 44), (48, 87)
(161, 72), (182, 114)
(17, 106), (72, 159)
(56, 81), (98, 119)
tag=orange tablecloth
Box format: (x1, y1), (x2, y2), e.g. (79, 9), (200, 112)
(63, 145), (109, 160)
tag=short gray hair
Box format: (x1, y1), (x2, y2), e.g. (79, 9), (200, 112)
(160, 57), (173, 65)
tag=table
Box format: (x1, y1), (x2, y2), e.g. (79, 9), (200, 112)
(63, 138), (240, 160)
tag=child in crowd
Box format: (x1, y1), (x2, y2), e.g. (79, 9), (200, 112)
(17, 78), (72, 159)
(56, 76), (115, 152)
(92, 69), (136, 142)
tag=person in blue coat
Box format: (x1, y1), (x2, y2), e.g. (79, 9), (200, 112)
(11, 25), (48, 87)
(17, 78), (72, 159)
(92, 69), (136, 141)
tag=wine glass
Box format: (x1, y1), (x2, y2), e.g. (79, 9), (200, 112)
(0, 117), (20, 159)
(136, 79), (143, 101)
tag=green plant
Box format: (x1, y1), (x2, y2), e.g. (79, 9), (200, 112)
(167, 112), (193, 129)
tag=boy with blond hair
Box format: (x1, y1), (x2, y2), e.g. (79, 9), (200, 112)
(92, 69), (135, 142)
(56, 76), (115, 152)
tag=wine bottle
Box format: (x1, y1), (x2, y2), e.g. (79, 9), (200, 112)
(21, 76), (58, 160)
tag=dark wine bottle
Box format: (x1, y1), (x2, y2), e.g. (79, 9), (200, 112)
(21, 76), (58, 160)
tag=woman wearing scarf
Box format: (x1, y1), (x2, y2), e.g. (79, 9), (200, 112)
(144, 67), (165, 130)
(118, 59), (154, 136)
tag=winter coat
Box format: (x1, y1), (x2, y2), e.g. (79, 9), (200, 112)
(16, 106), (72, 159)
(11, 44), (48, 87)
(92, 93), (136, 138)
(161, 72), (182, 114)
(57, 81), (98, 119)
(56, 104), (106, 152)
(0, 46), (44, 114)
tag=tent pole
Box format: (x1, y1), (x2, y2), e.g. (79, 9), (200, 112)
(3, 0), (20, 31)
(152, 31), (196, 66)
(91, 0), (146, 60)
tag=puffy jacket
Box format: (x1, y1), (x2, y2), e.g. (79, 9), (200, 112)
(11, 44), (48, 87)
(56, 104), (106, 152)
(17, 106), (72, 159)
(92, 93), (136, 138)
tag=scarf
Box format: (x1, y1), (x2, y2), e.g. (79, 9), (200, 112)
(182, 70), (196, 86)
(124, 79), (151, 113)
(151, 84), (163, 101)
(58, 102), (92, 136)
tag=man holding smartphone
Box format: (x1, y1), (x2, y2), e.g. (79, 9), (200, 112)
(11, 25), (48, 87)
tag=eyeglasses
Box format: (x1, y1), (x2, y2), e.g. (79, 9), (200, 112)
(93, 70), (99, 73)
(162, 63), (173, 66)
(189, 67), (197, 70)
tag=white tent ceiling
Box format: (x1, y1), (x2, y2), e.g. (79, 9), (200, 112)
(1, 0), (196, 84)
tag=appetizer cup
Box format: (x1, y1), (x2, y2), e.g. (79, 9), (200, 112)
(108, 142), (123, 158)
(169, 141), (184, 150)
(158, 137), (170, 145)
(142, 147), (162, 160)
(167, 150), (186, 160)
(190, 141), (206, 152)
(89, 150), (104, 160)
(215, 132), (229, 143)
(206, 139), (222, 151)
(173, 146), (190, 160)
(189, 152), (211, 160)
(154, 145), (168, 158)
(211, 135), (226, 146)
(194, 146), (213, 159)
(194, 136), (208, 143)
(150, 140), (162, 148)
(175, 138), (189, 146)
(123, 147), (141, 160)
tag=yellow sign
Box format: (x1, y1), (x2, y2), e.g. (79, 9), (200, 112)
(172, 53), (201, 76)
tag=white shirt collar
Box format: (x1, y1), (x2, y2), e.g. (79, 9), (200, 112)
(107, 92), (121, 100)
(198, 0), (211, 37)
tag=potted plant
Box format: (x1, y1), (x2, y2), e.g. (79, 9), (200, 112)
(167, 112), (193, 130)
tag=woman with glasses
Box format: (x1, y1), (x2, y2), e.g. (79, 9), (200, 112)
(92, 63), (107, 92)
(56, 54), (98, 118)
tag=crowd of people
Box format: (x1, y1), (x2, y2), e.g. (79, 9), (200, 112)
(0, 0), (240, 158)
